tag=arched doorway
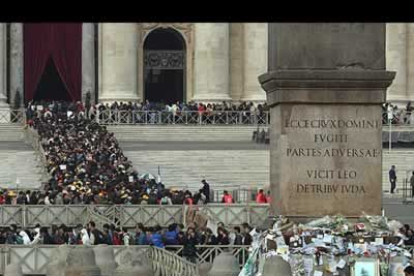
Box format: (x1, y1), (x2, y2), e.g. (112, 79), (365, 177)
(144, 28), (186, 104)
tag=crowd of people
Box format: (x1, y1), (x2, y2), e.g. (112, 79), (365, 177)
(0, 220), (255, 263)
(383, 102), (414, 125)
(252, 128), (269, 144)
(17, 100), (270, 206)
(24, 101), (214, 206)
(84, 100), (268, 125)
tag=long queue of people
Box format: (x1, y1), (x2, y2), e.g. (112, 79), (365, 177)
(26, 100), (270, 126)
(0, 187), (270, 205)
(18, 100), (271, 206)
(0, 220), (255, 263)
(24, 101), (218, 206)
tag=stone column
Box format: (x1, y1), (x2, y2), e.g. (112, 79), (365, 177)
(386, 23), (408, 105)
(0, 23), (10, 123)
(82, 23), (95, 104)
(260, 24), (395, 217)
(242, 23), (267, 103)
(0, 23), (7, 106)
(407, 24), (414, 103)
(229, 23), (244, 102)
(99, 23), (139, 103)
(193, 23), (231, 103)
(10, 23), (23, 105)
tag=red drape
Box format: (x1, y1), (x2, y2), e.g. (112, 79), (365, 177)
(24, 23), (82, 102)
(24, 24), (53, 101)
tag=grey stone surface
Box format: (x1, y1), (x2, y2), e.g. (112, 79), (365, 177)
(259, 70), (395, 105)
(10, 23), (23, 104)
(207, 252), (240, 276)
(262, 23), (395, 217)
(4, 263), (23, 276)
(47, 245), (72, 276)
(64, 247), (101, 276)
(93, 245), (117, 276)
(268, 23), (385, 70)
(114, 247), (153, 276)
(82, 23), (95, 104)
(199, 263), (213, 276)
(262, 255), (292, 276)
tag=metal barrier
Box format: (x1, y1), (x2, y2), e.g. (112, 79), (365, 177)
(22, 127), (49, 183)
(0, 245), (250, 275)
(403, 178), (413, 204)
(150, 246), (199, 276)
(92, 110), (270, 126)
(0, 204), (270, 228)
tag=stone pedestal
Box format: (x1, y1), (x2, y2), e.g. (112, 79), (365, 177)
(93, 245), (117, 276)
(262, 255), (292, 276)
(64, 247), (101, 276)
(259, 24), (395, 217)
(114, 247), (153, 276)
(4, 263), (23, 276)
(199, 263), (213, 276)
(207, 252), (240, 276)
(47, 245), (72, 276)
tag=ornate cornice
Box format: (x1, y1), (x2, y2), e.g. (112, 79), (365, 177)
(140, 23), (193, 44)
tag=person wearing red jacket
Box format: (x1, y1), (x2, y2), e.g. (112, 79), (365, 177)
(256, 189), (267, 204)
(221, 191), (234, 204)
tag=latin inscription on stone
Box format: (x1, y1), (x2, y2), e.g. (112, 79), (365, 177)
(275, 104), (382, 216)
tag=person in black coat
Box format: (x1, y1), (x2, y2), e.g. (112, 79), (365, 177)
(201, 228), (217, 245)
(233, 226), (243, 245)
(217, 227), (230, 246)
(183, 227), (199, 263)
(200, 180), (210, 203)
(389, 165), (397, 194)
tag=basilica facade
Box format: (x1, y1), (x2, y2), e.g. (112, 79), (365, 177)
(0, 23), (410, 107)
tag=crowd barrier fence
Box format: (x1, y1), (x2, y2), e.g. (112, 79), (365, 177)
(91, 110), (270, 126)
(0, 204), (271, 228)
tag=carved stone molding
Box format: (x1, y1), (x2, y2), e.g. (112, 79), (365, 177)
(140, 23), (193, 44)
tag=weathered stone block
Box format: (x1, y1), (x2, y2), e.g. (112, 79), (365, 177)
(93, 245), (117, 276)
(207, 252), (240, 276)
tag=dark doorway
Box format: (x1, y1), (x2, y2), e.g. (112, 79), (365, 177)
(33, 58), (71, 102)
(144, 28), (186, 104)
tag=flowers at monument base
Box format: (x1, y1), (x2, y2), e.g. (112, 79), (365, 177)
(245, 214), (414, 276)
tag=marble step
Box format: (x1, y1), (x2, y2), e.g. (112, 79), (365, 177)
(125, 148), (414, 194)
(0, 125), (24, 141)
(0, 150), (44, 189)
(108, 126), (259, 142)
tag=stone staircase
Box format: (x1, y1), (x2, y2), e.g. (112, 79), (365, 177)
(0, 147), (45, 189)
(124, 147), (414, 194)
(125, 150), (270, 191)
(103, 126), (414, 194)
(0, 125), (45, 189)
(382, 150), (414, 193)
(107, 125), (259, 142)
(0, 124), (24, 141)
